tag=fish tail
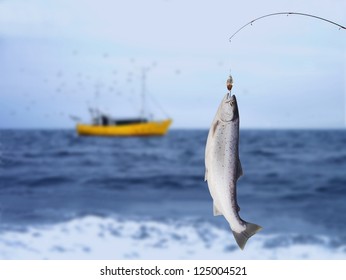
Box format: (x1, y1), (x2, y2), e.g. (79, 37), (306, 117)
(232, 222), (262, 250)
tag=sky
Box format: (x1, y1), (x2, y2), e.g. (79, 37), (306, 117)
(0, 0), (345, 129)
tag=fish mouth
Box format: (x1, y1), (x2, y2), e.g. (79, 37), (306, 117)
(225, 93), (236, 103)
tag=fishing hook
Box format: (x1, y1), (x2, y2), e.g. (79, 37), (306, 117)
(229, 12), (346, 43)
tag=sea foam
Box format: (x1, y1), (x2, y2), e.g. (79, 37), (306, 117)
(0, 215), (345, 260)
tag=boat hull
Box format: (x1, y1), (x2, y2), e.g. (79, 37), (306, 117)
(76, 119), (172, 136)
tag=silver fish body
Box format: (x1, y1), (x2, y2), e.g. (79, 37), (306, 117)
(205, 93), (261, 249)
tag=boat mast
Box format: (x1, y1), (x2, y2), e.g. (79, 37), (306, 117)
(141, 68), (147, 119)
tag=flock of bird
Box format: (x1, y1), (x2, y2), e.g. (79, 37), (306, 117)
(6, 51), (183, 125)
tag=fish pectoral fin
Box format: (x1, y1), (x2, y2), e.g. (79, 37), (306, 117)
(232, 222), (262, 250)
(204, 168), (208, 182)
(213, 203), (222, 216)
(237, 158), (243, 180)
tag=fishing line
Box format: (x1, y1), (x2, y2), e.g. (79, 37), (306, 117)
(229, 12), (346, 43)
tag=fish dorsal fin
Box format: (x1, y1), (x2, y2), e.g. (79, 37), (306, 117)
(237, 158), (243, 179)
(213, 203), (222, 216)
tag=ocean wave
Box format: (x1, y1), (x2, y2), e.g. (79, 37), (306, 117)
(316, 182), (346, 194)
(246, 149), (277, 158)
(84, 174), (202, 190)
(17, 176), (75, 188)
(0, 216), (345, 260)
(324, 154), (346, 165)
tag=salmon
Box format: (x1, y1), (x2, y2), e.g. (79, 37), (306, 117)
(205, 93), (262, 249)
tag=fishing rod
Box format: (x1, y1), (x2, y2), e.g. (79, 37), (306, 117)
(229, 12), (346, 42)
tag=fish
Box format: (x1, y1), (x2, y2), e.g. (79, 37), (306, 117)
(205, 93), (262, 250)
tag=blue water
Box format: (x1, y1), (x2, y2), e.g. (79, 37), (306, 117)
(0, 129), (346, 259)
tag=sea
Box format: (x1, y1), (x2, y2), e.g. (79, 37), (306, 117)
(0, 129), (346, 259)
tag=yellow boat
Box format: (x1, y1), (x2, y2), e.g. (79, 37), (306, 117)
(74, 69), (172, 137)
(76, 119), (172, 137)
